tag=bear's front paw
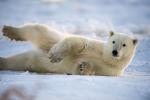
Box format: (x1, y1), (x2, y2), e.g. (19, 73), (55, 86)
(78, 62), (95, 75)
(48, 43), (68, 63)
(48, 52), (64, 63)
(49, 56), (63, 63)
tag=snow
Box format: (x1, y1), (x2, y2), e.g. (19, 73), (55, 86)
(0, 0), (150, 100)
(0, 74), (150, 100)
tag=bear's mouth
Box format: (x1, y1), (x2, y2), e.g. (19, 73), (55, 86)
(113, 54), (119, 57)
(112, 55), (121, 59)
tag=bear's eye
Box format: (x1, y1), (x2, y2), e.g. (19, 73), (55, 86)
(112, 41), (115, 44)
(122, 44), (126, 47)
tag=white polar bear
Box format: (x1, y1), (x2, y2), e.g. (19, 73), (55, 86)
(0, 23), (138, 76)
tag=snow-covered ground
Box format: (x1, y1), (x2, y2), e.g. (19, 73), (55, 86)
(0, 0), (150, 100)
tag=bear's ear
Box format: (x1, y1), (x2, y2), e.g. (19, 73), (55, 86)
(133, 38), (138, 45)
(109, 31), (114, 37)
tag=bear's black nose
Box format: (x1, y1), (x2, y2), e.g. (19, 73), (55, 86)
(112, 50), (118, 56)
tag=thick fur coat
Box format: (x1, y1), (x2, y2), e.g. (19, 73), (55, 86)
(0, 24), (138, 76)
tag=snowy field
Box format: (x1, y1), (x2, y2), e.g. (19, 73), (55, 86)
(0, 0), (150, 100)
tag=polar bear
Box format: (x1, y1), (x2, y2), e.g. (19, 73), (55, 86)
(0, 23), (138, 76)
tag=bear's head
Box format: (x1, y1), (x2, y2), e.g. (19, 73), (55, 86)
(105, 31), (138, 61)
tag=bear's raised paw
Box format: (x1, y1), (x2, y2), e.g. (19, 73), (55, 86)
(48, 52), (64, 63)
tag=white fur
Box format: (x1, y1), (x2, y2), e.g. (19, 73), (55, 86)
(1, 24), (138, 76)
